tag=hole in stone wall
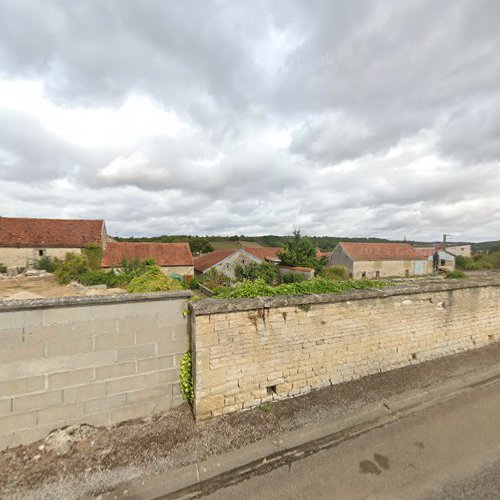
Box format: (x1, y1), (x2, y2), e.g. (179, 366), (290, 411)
(266, 385), (277, 395)
(488, 334), (495, 341)
(411, 353), (417, 360)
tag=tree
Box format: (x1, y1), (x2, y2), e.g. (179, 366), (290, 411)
(188, 237), (214, 254)
(234, 261), (279, 284)
(277, 230), (326, 273)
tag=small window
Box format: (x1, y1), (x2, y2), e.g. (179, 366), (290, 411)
(441, 259), (446, 266)
(38, 249), (45, 257)
(375, 271), (380, 278)
(361, 271), (366, 278)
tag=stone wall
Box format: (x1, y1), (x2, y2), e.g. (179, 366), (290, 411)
(190, 280), (500, 420)
(0, 247), (83, 270)
(0, 291), (190, 449)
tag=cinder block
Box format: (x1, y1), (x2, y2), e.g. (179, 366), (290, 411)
(0, 375), (45, 396)
(91, 303), (134, 319)
(84, 394), (127, 415)
(0, 343), (45, 363)
(158, 368), (180, 384)
(37, 402), (85, 425)
(137, 355), (174, 373)
(105, 373), (156, 395)
(157, 339), (188, 356)
(0, 327), (24, 346)
(13, 390), (62, 413)
(126, 384), (172, 404)
(94, 332), (135, 351)
(130, 300), (167, 316)
(0, 398), (11, 416)
(171, 324), (188, 340)
(23, 323), (73, 343)
(135, 328), (170, 345)
(43, 306), (91, 325)
(0, 411), (36, 433)
(116, 343), (156, 362)
(63, 382), (106, 404)
(48, 368), (94, 389)
(72, 318), (117, 336)
(46, 337), (93, 357)
(0, 310), (43, 329)
(95, 362), (136, 380)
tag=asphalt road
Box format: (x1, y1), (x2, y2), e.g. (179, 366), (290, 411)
(205, 380), (500, 500)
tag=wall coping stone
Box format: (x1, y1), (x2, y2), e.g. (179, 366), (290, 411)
(0, 290), (192, 312)
(189, 278), (500, 315)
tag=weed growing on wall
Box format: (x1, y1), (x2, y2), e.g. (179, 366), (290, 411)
(213, 278), (390, 299)
(180, 348), (194, 403)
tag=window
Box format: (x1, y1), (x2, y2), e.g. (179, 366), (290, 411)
(441, 259), (446, 266)
(361, 271), (366, 278)
(38, 249), (45, 257)
(375, 271), (380, 278)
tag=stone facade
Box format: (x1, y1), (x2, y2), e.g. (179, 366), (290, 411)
(0, 247), (83, 270)
(190, 280), (500, 420)
(0, 291), (190, 449)
(206, 251), (261, 279)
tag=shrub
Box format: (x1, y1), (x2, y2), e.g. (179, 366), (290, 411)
(0, 263), (7, 274)
(34, 256), (59, 273)
(126, 267), (183, 293)
(55, 253), (90, 284)
(321, 266), (348, 280)
(213, 277), (390, 299)
(446, 270), (466, 279)
(77, 269), (123, 288)
(200, 268), (232, 290)
(188, 277), (200, 290)
(82, 244), (103, 269)
(282, 272), (306, 283)
(235, 261), (279, 284)
(179, 348), (194, 403)
(278, 229), (326, 273)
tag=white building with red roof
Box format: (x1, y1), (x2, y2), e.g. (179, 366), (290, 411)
(0, 216), (110, 270)
(328, 242), (429, 279)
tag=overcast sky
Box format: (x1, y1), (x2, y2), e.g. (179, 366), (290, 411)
(1, 1), (499, 241)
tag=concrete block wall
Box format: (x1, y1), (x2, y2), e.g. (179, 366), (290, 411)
(190, 280), (500, 419)
(0, 291), (190, 449)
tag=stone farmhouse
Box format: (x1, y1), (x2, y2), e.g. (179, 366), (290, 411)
(194, 247), (283, 279)
(0, 216), (110, 270)
(416, 243), (471, 258)
(328, 242), (429, 279)
(101, 241), (194, 280)
(414, 248), (456, 273)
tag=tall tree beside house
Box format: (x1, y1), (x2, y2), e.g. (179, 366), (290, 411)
(277, 230), (327, 273)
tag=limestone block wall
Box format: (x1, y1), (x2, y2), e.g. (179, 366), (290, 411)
(190, 280), (500, 420)
(0, 291), (190, 449)
(0, 247), (82, 270)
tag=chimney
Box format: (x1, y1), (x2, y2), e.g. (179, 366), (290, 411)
(443, 234), (447, 249)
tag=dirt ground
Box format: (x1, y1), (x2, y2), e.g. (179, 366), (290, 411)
(0, 275), (126, 300)
(2, 343), (500, 500)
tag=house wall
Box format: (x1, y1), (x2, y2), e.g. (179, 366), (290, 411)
(0, 291), (190, 450)
(445, 245), (471, 258)
(328, 245), (353, 277)
(0, 247), (82, 270)
(190, 280), (500, 420)
(279, 267), (315, 280)
(207, 250), (261, 279)
(352, 259), (421, 279)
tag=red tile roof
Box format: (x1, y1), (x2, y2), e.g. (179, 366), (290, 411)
(0, 217), (104, 248)
(102, 242), (193, 267)
(339, 242), (426, 261)
(194, 250), (237, 272)
(316, 249), (331, 259)
(243, 247), (283, 261)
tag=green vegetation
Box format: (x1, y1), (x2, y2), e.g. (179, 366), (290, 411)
(55, 253), (91, 284)
(179, 348), (194, 403)
(278, 230), (327, 272)
(34, 256), (59, 273)
(82, 244), (103, 268)
(321, 266), (348, 280)
(281, 272), (306, 283)
(446, 270), (466, 279)
(260, 402), (275, 413)
(126, 266), (183, 293)
(213, 277), (389, 299)
(234, 261), (279, 284)
(199, 268), (232, 289)
(455, 254), (500, 270)
(0, 263), (7, 274)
